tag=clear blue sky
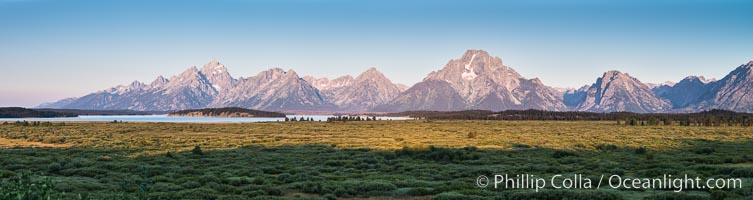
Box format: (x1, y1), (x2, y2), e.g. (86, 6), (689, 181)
(1, 0), (752, 107)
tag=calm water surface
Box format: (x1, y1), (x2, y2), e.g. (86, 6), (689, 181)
(0, 115), (411, 123)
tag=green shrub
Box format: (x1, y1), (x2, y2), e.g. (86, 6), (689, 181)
(252, 177), (266, 185)
(152, 182), (182, 192)
(504, 190), (622, 200)
(300, 181), (322, 193)
(96, 155), (113, 162)
(552, 150), (578, 158)
(730, 167), (753, 177)
(693, 147), (715, 154)
(0, 169), (17, 178)
(47, 162), (63, 173)
(241, 190), (265, 198)
(643, 192), (707, 200)
(0, 173), (57, 199)
(225, 177), (252, 186)
(432, 192), (485, 200)
(395, 146), (479, 162)
(177, 188), (217, 199)
(60, 167), (107, 177)
(192, 145), (204, 155)
(180, 181), (201, 189)
(635, 147), (648, 155)
(262, 186), (282, 196)
(596, 144), (619, 151)
(199, 174), (221, 184)
(322, 193), (337, 200)
(467, 131), (478, 139)
(354, 181), (397, 193)
(406, 187), (434, 196)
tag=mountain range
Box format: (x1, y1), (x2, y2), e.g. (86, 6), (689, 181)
(39, 50), (753, 113)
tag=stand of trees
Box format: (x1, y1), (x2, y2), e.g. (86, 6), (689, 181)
(326, 116), (378, 122)
(168, 107), (286, 118)
(0, 107), (77, 118)
(3, 121), (64, 127)
(387, 109), (753, 127)
(284, 117), (317, 122)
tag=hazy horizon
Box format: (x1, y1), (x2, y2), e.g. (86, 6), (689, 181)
(2, 0), (752, 107)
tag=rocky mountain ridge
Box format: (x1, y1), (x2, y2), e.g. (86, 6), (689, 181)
(38, 51), (753, 113)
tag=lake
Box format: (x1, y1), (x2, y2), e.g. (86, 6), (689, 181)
(0, 115), (411, 123)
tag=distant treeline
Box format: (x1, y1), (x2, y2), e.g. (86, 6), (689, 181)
(34, 108), (166, 115)
(283, 116), (379, 122)
(0, 107), (77, 118)
(326, 116), (378, 122)
(387, 109), (753, 126)
(169, 107), (286, 118)
(1, 120), (64, 126)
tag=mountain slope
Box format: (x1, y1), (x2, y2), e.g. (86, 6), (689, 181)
(574, 70), (671, 113)
(309, 68), (404, 111)
(199, 58), (236, 93)
(56, 66), (219, 111)
(694, 61), (753, 112)
(377, 49), (566, 112)
(303, 75), (354, 91)
(654, 76), (712, 108)
(37, 55), (753, 113)
(372, 80), (467, 112)
(212, 68), (334, 111)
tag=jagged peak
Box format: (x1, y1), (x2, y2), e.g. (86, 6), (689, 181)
(461, 49), (491, 59)
(151, 75), (169, 86)
(564, 85), (589, 93)
(129, 80), (145, 87)
(426, 49), (512, 83)
(596, 70), (652, 88)
(681, 75), (708, 83)
(264, 68), (286, 73)
(286, 69), (298, 77)
(603, 70), (624, 77)
(176, 66), (200, 78)
(302, 76), (322, 86)
(660, 81), (675, 86)
(601, 70), (636, 81)
(104, 80), (146, 94)
(255, 68), (300, 79)
(459, 49), (503, 65)
(168, 66), (210, 85)
(364, 67), (379, 73)
(183, 66), (199, 73)
(334, 75), (354, 81)
(736, 61), (753, 73)
(200, 58), (228, 74)
(356, 67), (387, 81)
(303, 75), (354, 82)
(646, 80), (676, 88)
(529, 77), (543, 85)
(728, 61), (753, 76)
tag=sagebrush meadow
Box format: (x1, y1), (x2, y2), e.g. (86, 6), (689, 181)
(1, 121), (752, 199)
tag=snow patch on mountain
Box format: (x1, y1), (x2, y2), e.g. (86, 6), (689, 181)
(461, 53), (478, 80)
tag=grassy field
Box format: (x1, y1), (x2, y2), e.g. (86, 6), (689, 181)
(0, 120), (752, 199)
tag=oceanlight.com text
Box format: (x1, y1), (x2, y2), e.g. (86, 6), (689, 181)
(476, 174), (743, 192)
